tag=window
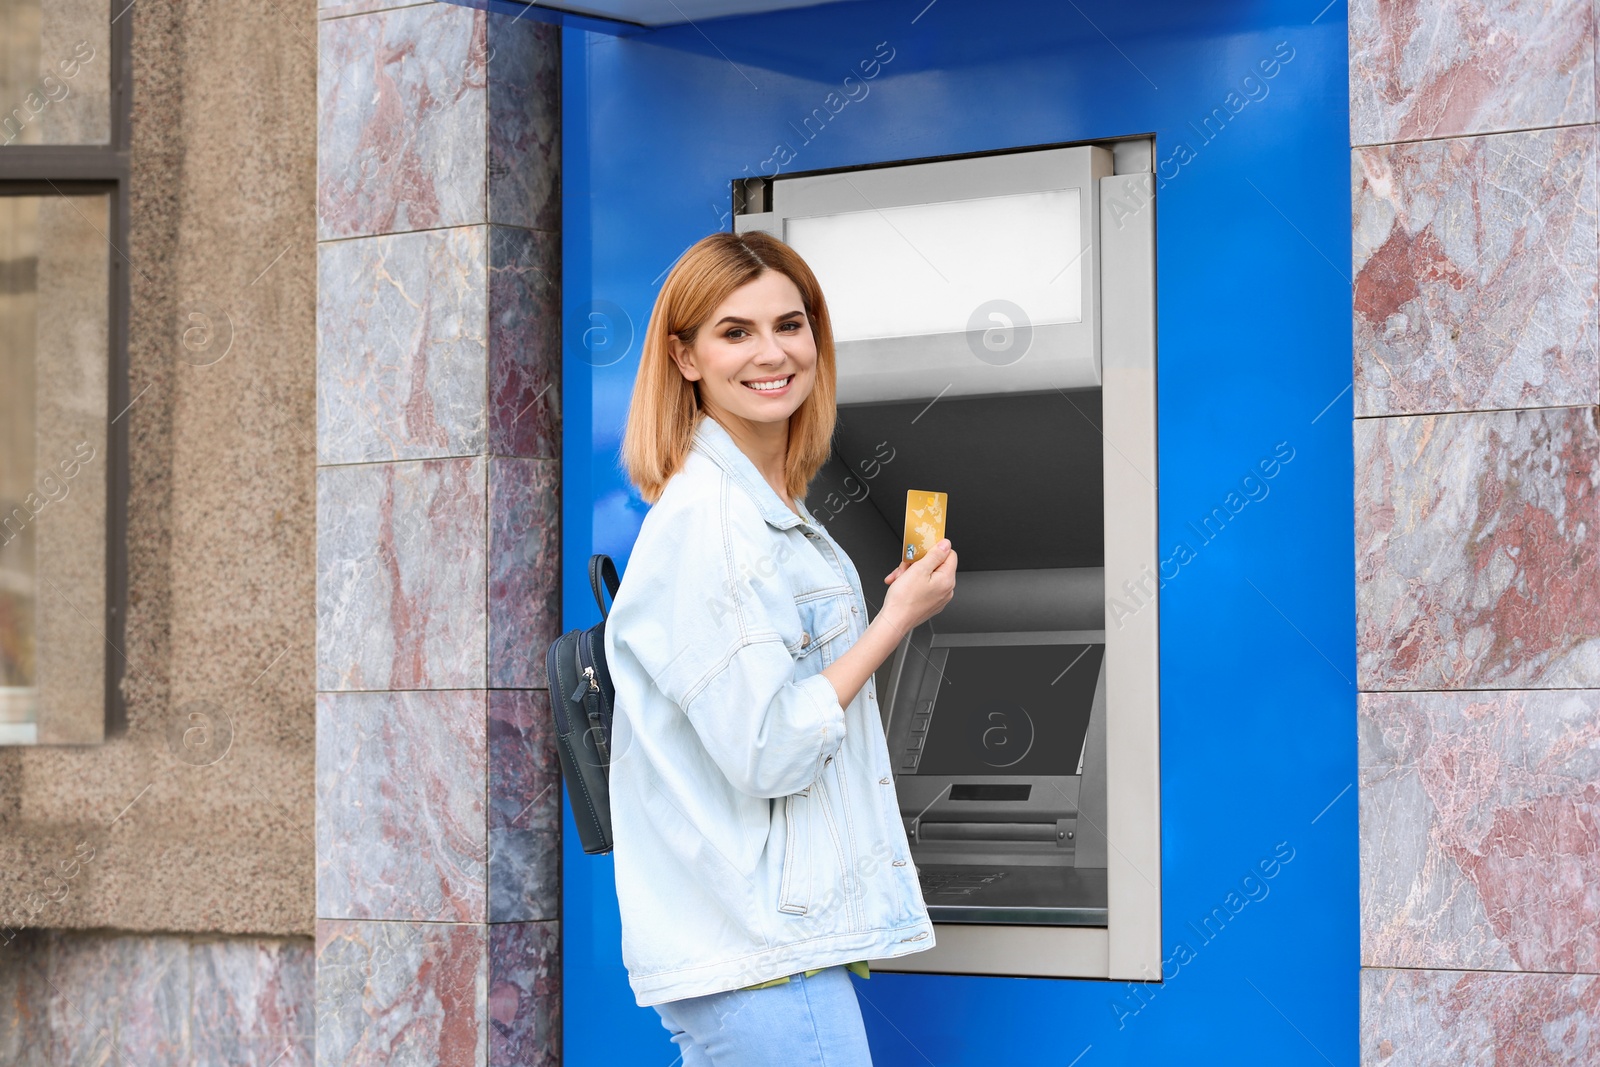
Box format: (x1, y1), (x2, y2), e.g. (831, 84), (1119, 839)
(0, 1), (130, 744)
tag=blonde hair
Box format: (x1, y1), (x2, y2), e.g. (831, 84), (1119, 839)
(619, 231), (838, 504)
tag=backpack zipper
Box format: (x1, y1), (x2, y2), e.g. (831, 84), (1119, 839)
(580, 665), (598, 694)
(575, 637), (611, 768)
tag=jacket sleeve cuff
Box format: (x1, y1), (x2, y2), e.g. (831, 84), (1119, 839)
(800, 671), (848, 779)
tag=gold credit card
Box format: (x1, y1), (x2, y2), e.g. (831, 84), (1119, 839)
(902, 490), (948, 563)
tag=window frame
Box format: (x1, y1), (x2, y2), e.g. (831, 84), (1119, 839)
(0, 2), (133, 741)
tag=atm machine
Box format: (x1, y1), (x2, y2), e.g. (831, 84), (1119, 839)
(736, 140), (1161, 979)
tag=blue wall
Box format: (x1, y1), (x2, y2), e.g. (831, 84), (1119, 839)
(560, 1), (1355, 1062)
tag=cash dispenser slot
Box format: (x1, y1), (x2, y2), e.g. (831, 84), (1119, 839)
(917, 822), (1058, 842)
(949, 783), (1030, 802)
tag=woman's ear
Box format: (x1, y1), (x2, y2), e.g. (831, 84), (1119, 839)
(667, 334), (702, 381)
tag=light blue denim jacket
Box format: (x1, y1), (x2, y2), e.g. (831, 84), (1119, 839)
(603, 413), (934, 1007)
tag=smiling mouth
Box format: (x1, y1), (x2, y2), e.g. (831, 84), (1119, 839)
(742, 375), (793, 393)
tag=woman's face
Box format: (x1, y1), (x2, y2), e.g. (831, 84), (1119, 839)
(667, 269), (818, 431)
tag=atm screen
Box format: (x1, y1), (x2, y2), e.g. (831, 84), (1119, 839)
(914, 643), (1103, 778)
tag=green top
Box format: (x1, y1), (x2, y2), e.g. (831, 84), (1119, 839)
(741, 960), (869, 991)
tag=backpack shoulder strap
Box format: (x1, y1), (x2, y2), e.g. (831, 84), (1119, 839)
(589, 554), (620, 619)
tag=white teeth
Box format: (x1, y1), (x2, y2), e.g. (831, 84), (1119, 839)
(744, 376), (791, 392)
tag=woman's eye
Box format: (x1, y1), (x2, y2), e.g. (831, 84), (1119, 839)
(725, 328), (747, 339)
(779, 321), (801, 332)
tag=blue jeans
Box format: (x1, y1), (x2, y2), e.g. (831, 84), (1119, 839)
(653, 965), (874, 1066)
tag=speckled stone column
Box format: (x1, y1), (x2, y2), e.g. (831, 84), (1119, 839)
(314, 3), (561, 1064)
(1350, 1), (1600, 1062)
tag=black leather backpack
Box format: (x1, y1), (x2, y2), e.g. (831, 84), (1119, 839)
(545, 554), (620, 855)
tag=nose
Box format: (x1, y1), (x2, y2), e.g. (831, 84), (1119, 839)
(751, 328), (786, 363)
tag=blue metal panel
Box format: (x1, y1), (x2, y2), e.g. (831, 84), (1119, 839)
(450, 0), (654, 38)
(560, 1), (1355, 1062)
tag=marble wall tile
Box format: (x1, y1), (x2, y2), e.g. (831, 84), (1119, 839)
(316, 919), (487, 1067)
(0, 931), (313, 1066)
(318, 4), (487, 240)
(318, 228), (488, 465)
(317, 691), (488, 923)
(29, 932), (190, 1063)
(488, 690), (560, 922)
(316, 457), (487, 691)
(1349, 0), (1596, 146)
(488, 922), (560, 1067)
(1362, 968), (1599, 1065)
(1355, 407), (1600, 690)
(316, 225), (559, 465)
(487, 17), (561, 233)
(189, 937), (318, 1064)
(1352, 127), (1599, 417)
(489, 225), (561, 460)
(488, 458), (560, 690)
(1360, 690), (1600, 973)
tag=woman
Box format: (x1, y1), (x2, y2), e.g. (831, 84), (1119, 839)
(602, 229), (959, 1065)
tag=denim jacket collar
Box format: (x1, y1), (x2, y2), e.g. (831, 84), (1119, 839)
(689, 413), (813, 532)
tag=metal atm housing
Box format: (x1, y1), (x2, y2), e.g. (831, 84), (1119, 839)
(736, 140), (1161, 980)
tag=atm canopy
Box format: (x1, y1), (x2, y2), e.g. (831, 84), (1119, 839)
(480, 0), (869, 31)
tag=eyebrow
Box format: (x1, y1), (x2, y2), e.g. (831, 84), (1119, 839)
(712, 310), (805, 328)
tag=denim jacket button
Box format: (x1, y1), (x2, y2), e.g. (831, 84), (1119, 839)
(892, 860), (907, 867)
(800, 631), (811, 647)
(879, 777), (890, 785)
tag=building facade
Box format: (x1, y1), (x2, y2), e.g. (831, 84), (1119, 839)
(0, 0), (1595, 1064)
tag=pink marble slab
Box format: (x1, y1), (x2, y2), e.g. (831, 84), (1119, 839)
(1362, 968), (1599, 1064)
(316, 690), (487, 923)
(489, 226), (561, 460)
(315, 919), (557, 1066)
(488, 689), (560, 922)
(1349, 0), (1596, 146)
(316, 919), (487, 1066)
(1361, 690), (1600, 973)
(316, 457), (487, 691)
(486, 16), (560, 233)
(0, 930), (312, 1065)
(488, 458), (560, 690)
(318, 4), (488, 240)
(1352, 127), (1599, 417)
(1356, 407), (1600, 690)
(318, 228), (489, 464)
(317, 225), (560, 465)
(189, 937), (317, 1064)
(488, 922), (559, 1067)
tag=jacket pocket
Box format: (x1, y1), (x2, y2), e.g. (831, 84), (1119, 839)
(777, 791), (811, 915)
(776, 781), (852, 922)
(788, 589), (852, 665)
(813, 772), (858, 930)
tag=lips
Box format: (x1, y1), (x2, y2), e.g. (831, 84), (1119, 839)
(742, 374), (793, 393)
